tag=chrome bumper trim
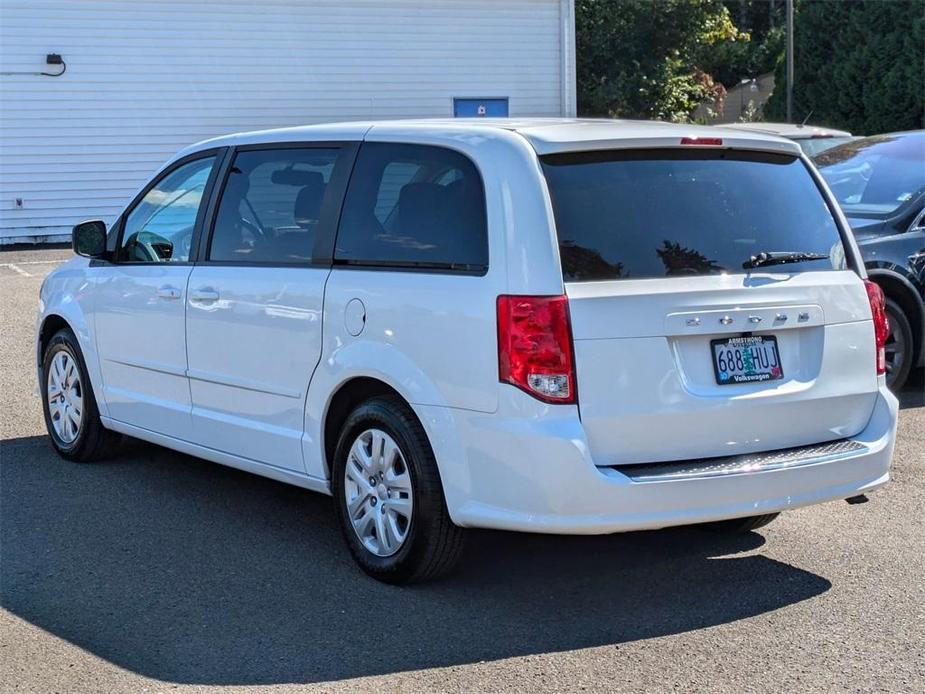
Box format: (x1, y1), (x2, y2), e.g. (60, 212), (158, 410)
(607, 439), (868, 483)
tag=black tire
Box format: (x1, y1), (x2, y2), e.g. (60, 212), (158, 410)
(331, 395), (465, 584)
(697, 513), (780, 533)
(41, 328), (119, 462)
(884, 298), (914, 392)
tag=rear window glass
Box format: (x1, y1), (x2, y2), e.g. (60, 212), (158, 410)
(541, 150), (846, 282)
(335, 143), (488, 271)
(813, 132), (925, 218)
(797, 136), (854, 157)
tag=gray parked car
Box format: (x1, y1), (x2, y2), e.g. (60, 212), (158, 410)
(725, 122), (855, 156)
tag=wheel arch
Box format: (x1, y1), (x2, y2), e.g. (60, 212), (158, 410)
(36, 305), (108, 418)
(37, 313), (73, 369)
(313, 372), (470, 530)
(305, 334), (467, 479)
(322, 376), (407, 479)
(867, 269), (925, 366)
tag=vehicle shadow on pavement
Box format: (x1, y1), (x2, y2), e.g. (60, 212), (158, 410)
(896, 369), (924, 410)
(1, 435), (831, 686)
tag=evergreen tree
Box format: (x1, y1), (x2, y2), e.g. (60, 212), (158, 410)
(764, 0), (924, 133)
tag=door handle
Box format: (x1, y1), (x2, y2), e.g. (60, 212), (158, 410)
(190, 287), (220, 304)
(156, 285), (182, 300)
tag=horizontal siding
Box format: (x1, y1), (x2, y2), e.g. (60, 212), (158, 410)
(0, 0), (565, 239)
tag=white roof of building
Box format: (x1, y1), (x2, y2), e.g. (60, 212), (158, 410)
(180, 118), (803, 160)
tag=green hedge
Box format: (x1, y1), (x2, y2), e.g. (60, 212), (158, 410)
(577, 0), (740, 122)
(764, 0), (925, 134)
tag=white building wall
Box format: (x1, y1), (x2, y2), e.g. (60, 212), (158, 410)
(0, 0), (574, 242)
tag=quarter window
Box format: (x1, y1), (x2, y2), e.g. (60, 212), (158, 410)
(335, 143), (488, 271)
(120, 156), (216, 263)
(209, 148), (339, 263)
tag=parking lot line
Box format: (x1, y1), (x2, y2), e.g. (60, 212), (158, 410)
(0, 263), (33, 277)
(3, 259), (67, 265)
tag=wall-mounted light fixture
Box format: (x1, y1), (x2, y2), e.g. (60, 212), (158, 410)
(0, 53), (67, 77)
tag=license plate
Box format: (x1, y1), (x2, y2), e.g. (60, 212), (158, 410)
(711, 335), (783, 385)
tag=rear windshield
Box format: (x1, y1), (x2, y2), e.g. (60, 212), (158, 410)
(797, 136), (855, 157)
(813, 132), (925, 218)
(541, 149), (846, 282)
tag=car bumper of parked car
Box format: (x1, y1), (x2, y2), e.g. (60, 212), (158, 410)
(418, 385), (898, 535)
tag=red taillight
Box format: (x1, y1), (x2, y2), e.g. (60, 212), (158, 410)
(864, 280), (890, 375)
(680, 136), (723, 146)
(497, 295), (576, 404)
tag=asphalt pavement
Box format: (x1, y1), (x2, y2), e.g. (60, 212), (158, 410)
(1, 247), (923, 693)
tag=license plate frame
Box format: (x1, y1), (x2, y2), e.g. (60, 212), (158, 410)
(710, 335), (784, 386)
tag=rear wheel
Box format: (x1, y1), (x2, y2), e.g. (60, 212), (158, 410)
(331, 395), (464, 584)
(697, 513), (780, 533)
(883, 298), (913, 391)
(41, 329), (118, 462)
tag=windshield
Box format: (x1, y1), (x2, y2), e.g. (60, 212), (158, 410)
(813, 132), (925, 218)
(541, 149), (845, 282)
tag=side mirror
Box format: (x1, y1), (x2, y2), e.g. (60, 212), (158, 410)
(72, 220), (108, 258)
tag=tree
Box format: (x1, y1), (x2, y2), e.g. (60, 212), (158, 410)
(577, 0), (744, 121)
(764, 0), (925, 133)
(702, 0), (786, 88)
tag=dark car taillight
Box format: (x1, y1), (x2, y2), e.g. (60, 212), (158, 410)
(497, 295), (576, 404)
(864, 280), (889, 376)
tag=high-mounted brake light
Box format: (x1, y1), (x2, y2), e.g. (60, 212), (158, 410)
(680, 137), (723, 146)
(497, 295), (576, 404)
(864, 280), (890, 376)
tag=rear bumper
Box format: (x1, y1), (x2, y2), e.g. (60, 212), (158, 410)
(418, 385), (897, 534)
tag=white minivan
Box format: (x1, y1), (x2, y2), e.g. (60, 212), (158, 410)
(38, 119), (898, 583)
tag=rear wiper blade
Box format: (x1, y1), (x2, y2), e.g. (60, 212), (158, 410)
(743, 251), (829, 269)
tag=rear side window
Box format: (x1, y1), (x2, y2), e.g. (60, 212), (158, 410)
(335, 143), (488, 271)
(541, 150), (846, 282)
(209, 148), (339, 263)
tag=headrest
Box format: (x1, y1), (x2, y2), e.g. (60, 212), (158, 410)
(396, 182), (446, 226)
(272, 168), (326, 186)
(222, 169), (250, 201)
(294, 173), (326, 227)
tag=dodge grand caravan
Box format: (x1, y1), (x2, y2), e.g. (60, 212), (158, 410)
(38, 119), (898, 583)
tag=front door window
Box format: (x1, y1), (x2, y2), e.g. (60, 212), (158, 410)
(119, 156), (216, 263)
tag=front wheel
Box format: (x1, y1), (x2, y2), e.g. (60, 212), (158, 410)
(41, 328), (118, 462)
(331, 395), (464, 584)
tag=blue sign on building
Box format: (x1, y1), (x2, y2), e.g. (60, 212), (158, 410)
(453, 98), (509, 117)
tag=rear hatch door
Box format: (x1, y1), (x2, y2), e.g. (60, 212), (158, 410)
(541, 146), (879, 466)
